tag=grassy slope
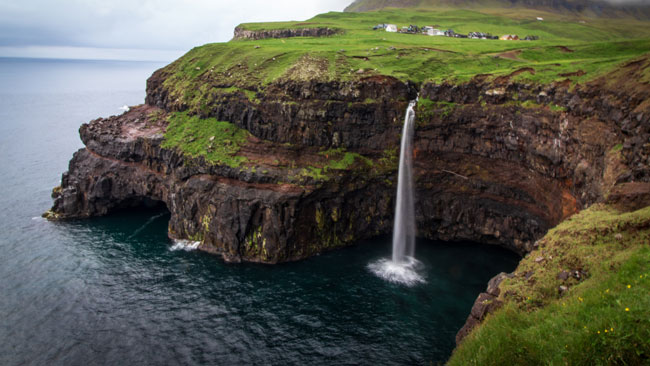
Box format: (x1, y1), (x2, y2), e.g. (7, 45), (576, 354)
(161, 111), (250, 168)
(166, 9), (650, 94)
(449, 204), (650, 365)
(343, 0), (650, 19)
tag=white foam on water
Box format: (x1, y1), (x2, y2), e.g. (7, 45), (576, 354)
(169, 239), (200, 252)
(32, 216), (46, 222)
(367, 257), (426, 287)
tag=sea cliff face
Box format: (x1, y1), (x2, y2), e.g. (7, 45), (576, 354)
(233, 26), (340, 40)
(47, 56), (650, 264)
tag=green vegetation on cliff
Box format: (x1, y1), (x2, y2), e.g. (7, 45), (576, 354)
(449, 204), (650, 365)
(162, 111), (250, 167)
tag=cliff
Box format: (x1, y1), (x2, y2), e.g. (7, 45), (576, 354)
(233, 26), (340, 40)
(47, 54), (650, 263)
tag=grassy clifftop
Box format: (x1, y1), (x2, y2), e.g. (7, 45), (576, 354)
(161, 8), (650, 94)
(449, 203), (650, 365)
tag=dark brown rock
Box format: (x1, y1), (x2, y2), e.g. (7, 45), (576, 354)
(557, 270), (570, 281)
(607, 182), (650, 212)
(233, 27), (340, 40)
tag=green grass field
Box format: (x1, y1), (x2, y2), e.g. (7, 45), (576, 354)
(162, 8), (650, 93)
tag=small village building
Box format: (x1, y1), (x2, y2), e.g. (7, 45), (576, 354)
(537, 17), (544, 21)
(444, 29), (456, 37)
(427, 28), (445, 36)
(385, 24), (398, 32)
(500, 34), (519, 40)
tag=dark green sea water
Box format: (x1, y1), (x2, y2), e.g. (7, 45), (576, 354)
(0, 57), (519, 365)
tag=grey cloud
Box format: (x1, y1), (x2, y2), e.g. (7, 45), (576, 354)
(0, 0), (352, 50)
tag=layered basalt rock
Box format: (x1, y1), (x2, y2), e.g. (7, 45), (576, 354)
(49, 57), (649, 266)
(233, 26), (340, 40)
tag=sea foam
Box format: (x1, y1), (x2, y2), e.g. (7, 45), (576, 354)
(169, 239), (200, 252)
(367, 257), (426, 286)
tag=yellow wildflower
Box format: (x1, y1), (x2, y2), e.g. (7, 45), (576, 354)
(625, 307), (630, 311)
(627, 284), (631, 288)
(605, 329), (608, 333)
(597, 331), (600, 334)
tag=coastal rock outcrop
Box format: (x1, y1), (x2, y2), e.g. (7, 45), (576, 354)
(48, 55), (649, 265)
(233, 26), (340, 40)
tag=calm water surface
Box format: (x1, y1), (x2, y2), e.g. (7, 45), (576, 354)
(0, 57), (519, 365)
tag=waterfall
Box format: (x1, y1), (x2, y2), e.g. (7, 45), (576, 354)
(368, 99), (424, 286)
(392, 100), (417, 263)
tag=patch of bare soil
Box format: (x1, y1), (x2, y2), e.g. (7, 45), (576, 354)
(121, 105), (167, 140)
(495, 50), (523, 61)
(281, 54), (329, 81)
(559, 70), (586, 77)
(494, 67), (535, 85)
(557, 46), (574, 53)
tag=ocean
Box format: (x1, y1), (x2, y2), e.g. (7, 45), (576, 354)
(0, 57), (519, 365)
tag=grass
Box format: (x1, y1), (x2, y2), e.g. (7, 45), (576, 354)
(153, 8), (650, 116)
(161, 111), (250, 168)
(448, 204), (650, 366)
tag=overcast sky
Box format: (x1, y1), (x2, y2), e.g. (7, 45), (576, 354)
(0, 0), (351, 61)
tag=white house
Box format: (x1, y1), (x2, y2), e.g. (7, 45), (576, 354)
(386, 24), (398, 32)
(430, 28), (445, 36)
(537, 17), (544, 21)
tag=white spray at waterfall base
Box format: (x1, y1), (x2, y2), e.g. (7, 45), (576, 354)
(170, 239), (201, 252)
(368, 99), (425, 286)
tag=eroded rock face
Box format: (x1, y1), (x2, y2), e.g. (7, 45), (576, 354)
(49, 62), (650, 265)
(49, 106), (395, 263)
(233, 27), (340, 40)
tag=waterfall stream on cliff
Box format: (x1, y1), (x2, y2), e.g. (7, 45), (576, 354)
(369, 99), (425, 286)
(392, 99), (417, 262)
